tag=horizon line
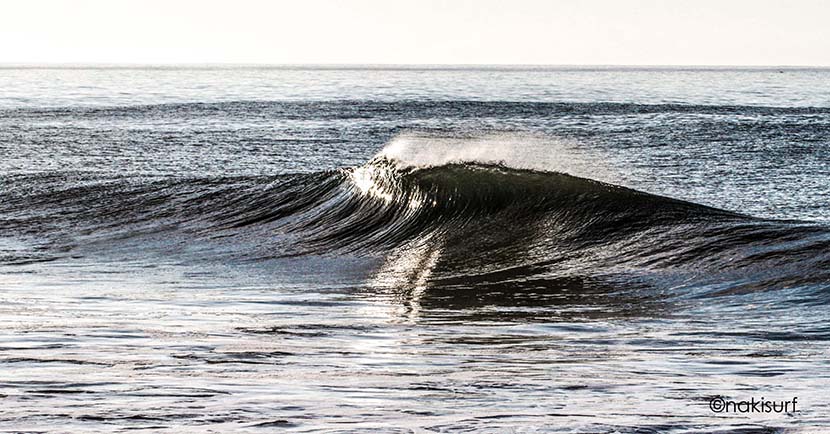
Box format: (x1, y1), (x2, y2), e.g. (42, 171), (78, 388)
(1, 62), (829, 70)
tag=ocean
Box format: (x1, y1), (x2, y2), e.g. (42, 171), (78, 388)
(1, 66), (829, 432)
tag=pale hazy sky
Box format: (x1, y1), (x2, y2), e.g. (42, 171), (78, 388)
(2, 0), (828, 66)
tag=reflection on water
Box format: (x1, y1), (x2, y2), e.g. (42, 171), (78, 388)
(2, 253), (829, 432)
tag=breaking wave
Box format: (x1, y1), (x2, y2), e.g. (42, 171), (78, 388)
(1, 136), (829, 302)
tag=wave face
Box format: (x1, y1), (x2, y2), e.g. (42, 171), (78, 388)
(3, 139), (829, 303)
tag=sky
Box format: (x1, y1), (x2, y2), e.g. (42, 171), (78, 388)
(1, 0), (828, 66)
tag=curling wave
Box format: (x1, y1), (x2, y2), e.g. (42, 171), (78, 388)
(1, 151), (829, 300)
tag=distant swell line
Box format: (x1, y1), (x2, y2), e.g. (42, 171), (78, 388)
(5, 100), (830, 118)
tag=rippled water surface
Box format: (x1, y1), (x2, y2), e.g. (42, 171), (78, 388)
(1, 66), (830, 432)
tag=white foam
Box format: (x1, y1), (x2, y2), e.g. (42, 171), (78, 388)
(377, 132), (619, 183)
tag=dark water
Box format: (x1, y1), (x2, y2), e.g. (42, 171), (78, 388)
(1, 67), (830, 432)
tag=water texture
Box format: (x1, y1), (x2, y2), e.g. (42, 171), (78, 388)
(1, 66), (829, 432)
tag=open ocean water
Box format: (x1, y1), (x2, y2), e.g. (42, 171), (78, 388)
(1, 66), (829, 432)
